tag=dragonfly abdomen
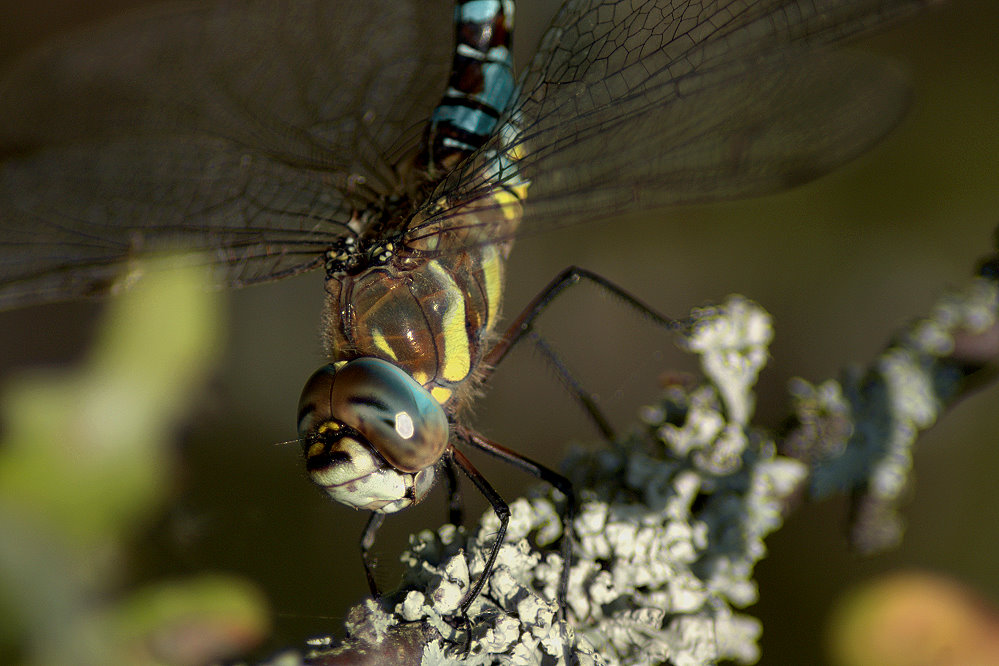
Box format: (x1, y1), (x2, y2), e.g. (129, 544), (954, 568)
(424, 0), (515, 172)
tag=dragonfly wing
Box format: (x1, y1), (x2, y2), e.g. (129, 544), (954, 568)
(0, 0), (452, 308)
(518, 49), (911, 227)
(432, 0), (933, 235)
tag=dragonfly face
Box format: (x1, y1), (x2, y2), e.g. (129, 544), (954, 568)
(297, 357), (448, 513)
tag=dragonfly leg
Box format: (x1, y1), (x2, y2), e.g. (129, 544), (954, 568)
(527, 328), (616, 440)
(457, 426), (576, 619)
(443, 455), (464, 527)
(485, 266), (680, 370)
(360, 512), (386, 599)
(484, 266), (682, 440)
(448, 447), (510, 618)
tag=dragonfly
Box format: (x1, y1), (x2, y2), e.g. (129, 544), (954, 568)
(0, 0), (936, 623)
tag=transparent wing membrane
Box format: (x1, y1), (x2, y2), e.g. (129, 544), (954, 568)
(0, 0), (452, 307)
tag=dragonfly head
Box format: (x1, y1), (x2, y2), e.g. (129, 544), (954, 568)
(297, 357), (449, 513)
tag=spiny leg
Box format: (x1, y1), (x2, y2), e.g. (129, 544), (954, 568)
(528, 328), (615, 440)
(457, 426), (576, 618)
(484, 266), (682, 440)
(443, 455), (464, 527)
(360, 511), (386, 599)
(449, 447), (510, 617)
(484, 265), (681, 371)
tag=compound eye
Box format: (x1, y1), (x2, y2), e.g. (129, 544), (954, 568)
(297, 364), (337, 438)
(298, 358), (449, 472)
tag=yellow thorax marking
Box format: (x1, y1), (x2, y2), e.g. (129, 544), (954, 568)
(431, 386), (453, 405)
(369, 326), (398, 360)
(481, 244), (503, 331)
(426, 260), (471, 383)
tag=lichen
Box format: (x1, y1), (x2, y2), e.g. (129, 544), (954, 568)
(791, 277), (999, 554)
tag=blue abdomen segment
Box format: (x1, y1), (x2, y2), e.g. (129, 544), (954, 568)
(425, 0), (515, 170)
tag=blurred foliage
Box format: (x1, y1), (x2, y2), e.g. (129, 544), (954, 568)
(0, 256), (269, 665)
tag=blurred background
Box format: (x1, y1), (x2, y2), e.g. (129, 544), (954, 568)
(1, 0), (997, 663)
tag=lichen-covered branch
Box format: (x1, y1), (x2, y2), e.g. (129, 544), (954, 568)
(781, 272), (999, 554)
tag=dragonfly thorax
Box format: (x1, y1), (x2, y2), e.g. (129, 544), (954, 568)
(321, 215), (512, 410)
